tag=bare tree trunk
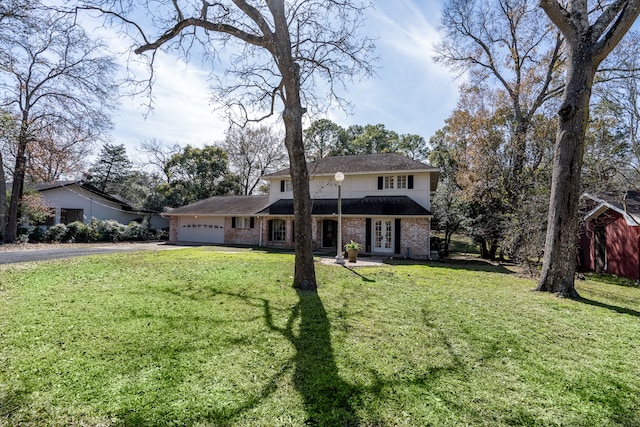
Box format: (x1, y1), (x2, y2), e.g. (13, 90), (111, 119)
(537, 57), (594, 297)
(6, 118), (28, 243)
(271, 1), (317, 291)
(0, 150), (7, 241)
(537, 0), (640, 297)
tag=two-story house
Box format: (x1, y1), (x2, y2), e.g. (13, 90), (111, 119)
(163, 153), (440, 258)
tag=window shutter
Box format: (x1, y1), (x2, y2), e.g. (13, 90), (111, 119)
(408, 175), (414, 189)
(268, 220), (273, 240)
(378, 176), (383, 190)
(366, 218), (372, 252)
(250, 217), (255, 229)
(280, 180), (285, 192)
(395, 218), (401, 254)
(231, 217), (236, 228)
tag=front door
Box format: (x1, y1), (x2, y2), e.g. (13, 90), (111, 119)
(373, 219), (394, 253)
(322, 220), (338, 248)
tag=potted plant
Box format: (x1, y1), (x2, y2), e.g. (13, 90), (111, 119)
(344, 240), (361, 263)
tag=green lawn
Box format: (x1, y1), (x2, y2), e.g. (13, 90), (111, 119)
(1, 248), (639, 426)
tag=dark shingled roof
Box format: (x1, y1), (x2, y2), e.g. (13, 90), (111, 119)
(164, 195), (270, 216)
(262, 153), (439, 178)
(584, 191), (640, 217)
(260, 196), (432, 216)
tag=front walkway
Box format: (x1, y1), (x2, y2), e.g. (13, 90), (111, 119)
(317, 255), (386, 267)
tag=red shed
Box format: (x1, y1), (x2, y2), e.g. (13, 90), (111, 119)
(579, 191), (640, 281)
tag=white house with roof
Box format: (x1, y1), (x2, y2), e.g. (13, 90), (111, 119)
(162, 153), (440, 258)
(34, 181), (168, 229)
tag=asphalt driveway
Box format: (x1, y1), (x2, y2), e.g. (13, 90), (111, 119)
(0, 242), (182, 265)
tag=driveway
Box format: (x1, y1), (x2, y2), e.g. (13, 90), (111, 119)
(0, 242), (184, 265)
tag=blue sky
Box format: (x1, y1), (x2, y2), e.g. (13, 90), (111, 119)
(111, 0), (458, 157)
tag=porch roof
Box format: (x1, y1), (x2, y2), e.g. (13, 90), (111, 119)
(260, 196), (432, 216)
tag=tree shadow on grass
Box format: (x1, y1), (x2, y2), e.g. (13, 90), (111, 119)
(575, 296), (640, 318)
(384, 257), (515, 275)
(263, 290), (361, 426)
(161, 287), (362, 426)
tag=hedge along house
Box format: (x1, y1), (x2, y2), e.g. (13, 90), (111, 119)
(34, 180), (168, 229)
(163, 153), (440, 258)
(579, 191), (640, 280)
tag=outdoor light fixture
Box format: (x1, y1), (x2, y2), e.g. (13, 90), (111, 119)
(335, 172), (345, 265)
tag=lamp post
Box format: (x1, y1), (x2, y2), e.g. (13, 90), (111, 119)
(335, 171), (345, 265)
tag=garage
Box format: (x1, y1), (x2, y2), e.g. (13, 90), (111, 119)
(177, 216), (225, 243)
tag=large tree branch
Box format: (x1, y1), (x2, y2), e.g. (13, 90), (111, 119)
(134, 18), (266, 55)
(539, 0), (577, 40)
(592, 0), (640, 64)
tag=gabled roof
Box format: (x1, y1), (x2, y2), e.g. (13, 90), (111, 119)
(260, 196), (432, 216)
(34, 180), (135, 210)
(582, 191), (640, 226)
(162, 195), (270, 216)
(262, 153), (440, 178)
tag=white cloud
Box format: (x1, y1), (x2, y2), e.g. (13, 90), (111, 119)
(112, 53), (228, 154)
(329, 0), (459, 139)
(107, 0), (459, 157)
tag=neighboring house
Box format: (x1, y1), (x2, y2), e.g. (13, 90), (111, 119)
(163, 153), (440, 258)
(579, 191), (640, 280)
(34, 180), (168, 229)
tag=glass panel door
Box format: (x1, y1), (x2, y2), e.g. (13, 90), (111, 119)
(373, 219), (393, 252)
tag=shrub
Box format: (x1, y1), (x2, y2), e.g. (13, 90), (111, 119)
(66, 221), (89, 242)
(124, 219), (150, 241)
(87, 219), (127, 242)
(45, 224), (68, 243)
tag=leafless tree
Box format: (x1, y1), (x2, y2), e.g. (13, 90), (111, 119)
(138, 138), (182, 183)
(223, 125), (287, 195)
(436, 0), (564, 192)
(537, 0), (640, 297)
(78, 0), (376, 290)
(0, 8), (117, 242)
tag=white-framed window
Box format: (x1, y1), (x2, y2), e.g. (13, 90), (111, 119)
(271, 219), (286, 241)
(384, 175), (394, 189)
(284, 180), (293, 192)
(374, 218), (393, 251)
(379, 174), (412, 190)
(235, 217), (252, 229)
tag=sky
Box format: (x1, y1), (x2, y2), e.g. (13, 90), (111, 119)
(110, 0), (458, 159)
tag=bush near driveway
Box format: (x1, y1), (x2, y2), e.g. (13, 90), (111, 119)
(1, 248), (639, 426)
(19, 218), (167, 244)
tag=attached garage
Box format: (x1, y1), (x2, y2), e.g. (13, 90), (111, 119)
(163, 195), (271, 245)
(177, 216), (225, 243)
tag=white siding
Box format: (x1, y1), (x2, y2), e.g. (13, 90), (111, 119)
(267, 171), (434, 210)
(40, 185), (143, 225)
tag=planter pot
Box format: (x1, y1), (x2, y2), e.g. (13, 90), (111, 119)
(347, 249), (358, 263)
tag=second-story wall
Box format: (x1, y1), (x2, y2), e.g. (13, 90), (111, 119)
(268, 171), (434, 210)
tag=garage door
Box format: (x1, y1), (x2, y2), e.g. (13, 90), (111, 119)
(177, 217), (225, 243)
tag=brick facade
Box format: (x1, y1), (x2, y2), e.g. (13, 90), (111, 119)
(169, 216), (178, 242)
(224, 217), (261, 245)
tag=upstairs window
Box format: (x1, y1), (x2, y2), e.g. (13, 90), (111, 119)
(280, 179), (293, 192)
(378, 175), (413, 190)
(384, 176), (394, 189)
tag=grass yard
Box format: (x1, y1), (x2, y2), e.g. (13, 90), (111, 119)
(1, 248), (640, 426)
